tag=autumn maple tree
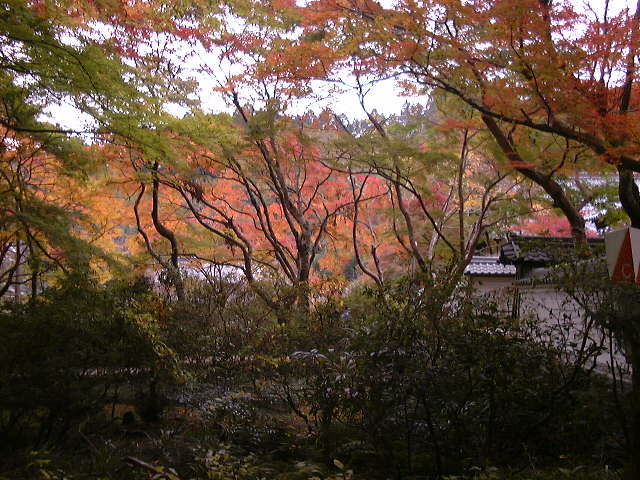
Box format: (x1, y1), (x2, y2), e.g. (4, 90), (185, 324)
(0, 0), (204, 293)
(156, 109), (357, 314)
(0, 128), (121, 298)
(250, 0), (638, 247)
(328, 97), (524, 286)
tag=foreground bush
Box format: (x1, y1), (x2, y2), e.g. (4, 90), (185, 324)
(252, 277), (625, 478)
(0, 273), (627, 478)
(0, 274), (174, 446)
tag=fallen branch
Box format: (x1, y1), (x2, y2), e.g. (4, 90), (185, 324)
(124, 456), (182, 480)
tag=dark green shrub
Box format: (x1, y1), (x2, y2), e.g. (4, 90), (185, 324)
(258, 277), (623, 478)
(0, 274), (172, 446)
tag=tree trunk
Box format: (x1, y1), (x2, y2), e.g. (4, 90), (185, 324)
(613, 295), (640, 480)
(618, 166), (640, 228)
(150, 165), (184, 302)
(482, 115), (588, 248)
(629, 344), (640, 480)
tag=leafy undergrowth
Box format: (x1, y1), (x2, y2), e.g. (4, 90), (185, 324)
(0, 383), (622, 480)
(0, 276), (630, 479)
(1, 384), (348, 480)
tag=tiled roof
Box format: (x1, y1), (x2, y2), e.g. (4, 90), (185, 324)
(500, 240), (552, 264)
(499, 234), (604, 265)
(464, 256), (516, 276)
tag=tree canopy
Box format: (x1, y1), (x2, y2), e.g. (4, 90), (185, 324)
(1, 0), (638, 293)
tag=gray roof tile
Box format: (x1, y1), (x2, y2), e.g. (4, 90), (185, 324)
(499, 234), (604, 265)
(464, 256), (516, 276)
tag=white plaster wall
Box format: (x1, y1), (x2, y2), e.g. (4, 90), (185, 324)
(470, 276), (515, 295)
(517, 284), (630, 380)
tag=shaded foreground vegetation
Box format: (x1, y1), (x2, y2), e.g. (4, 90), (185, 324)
(0, 266), (634, 480)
